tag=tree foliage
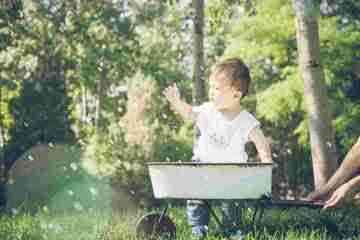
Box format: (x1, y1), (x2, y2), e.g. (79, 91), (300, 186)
(0, 0), (359, 206)
(224, 0), (360, 194)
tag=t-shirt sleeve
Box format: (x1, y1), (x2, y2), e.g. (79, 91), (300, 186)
(192, 102), (211, 133)
(240, 111), (260, 141)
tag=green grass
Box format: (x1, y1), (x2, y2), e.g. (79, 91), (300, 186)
(0, 205), (359, 240)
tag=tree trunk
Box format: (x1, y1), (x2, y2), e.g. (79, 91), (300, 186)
(0, 87), (5, 183)
(81, 84), (88, 124)
(192, 0), (206, 105)
(292, 0), (337, 189)
(95, 62), (107, 131)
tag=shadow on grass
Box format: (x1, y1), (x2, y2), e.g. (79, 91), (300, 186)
(134, 203), (359, 240)
(239, 205), (360, 240)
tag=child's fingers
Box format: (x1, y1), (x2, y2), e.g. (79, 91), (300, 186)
(171, 84), (180, 97)
(163, 85), (180, 103)
(165, 87), (175, 96)
(164, 86), (173, 92)
(162, 88), (167, 97)
(163, 87), (171, 96)
(163, 88), (174, 102)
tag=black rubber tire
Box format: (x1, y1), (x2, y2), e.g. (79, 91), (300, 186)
(136, 213), (176, 240)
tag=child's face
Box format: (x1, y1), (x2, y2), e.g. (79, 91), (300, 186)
(209, 72), (242, 110)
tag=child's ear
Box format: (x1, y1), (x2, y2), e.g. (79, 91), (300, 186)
(233, 91), (242, 99)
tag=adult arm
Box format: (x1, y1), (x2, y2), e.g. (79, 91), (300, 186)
(323, 175), (360, 209)
(307, 137), (360, 201)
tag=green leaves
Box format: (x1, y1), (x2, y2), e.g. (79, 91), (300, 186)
(0, 79), (16, 90)
(257, 76), (304, 125)
(225, 0), (360, 147)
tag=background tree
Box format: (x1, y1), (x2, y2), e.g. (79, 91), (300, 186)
(0, 0), (23, 208)
(292, 0), (337, 188)
(224, 0), (359, 197)
(0, 0), (359, 209)
(192, 0), (206, 105)
(2, 1), (76, 172)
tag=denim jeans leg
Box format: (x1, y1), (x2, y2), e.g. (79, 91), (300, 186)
(186, 200), (210, 227)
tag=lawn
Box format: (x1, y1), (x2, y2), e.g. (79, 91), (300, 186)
(0, 204), (359, 240)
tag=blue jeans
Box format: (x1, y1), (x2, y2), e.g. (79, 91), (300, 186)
(187, 200), (242, 235)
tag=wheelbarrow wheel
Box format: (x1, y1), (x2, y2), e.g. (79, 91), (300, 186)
(136, 213), (176, 240)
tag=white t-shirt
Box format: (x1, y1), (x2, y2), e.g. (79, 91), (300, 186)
(192, 102), (260, 163)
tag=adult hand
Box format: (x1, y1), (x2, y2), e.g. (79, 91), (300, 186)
(306, 188), (330, 202)
(323, 182), (355, 209)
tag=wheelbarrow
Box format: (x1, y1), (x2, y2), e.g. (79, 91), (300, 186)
(135, 162), (323, 240)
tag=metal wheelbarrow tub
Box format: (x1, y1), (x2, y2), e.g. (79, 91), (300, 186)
(148, 162), (273, 200)
(136, 162), (273, 239)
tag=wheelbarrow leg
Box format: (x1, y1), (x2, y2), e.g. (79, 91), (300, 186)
(151, 206), (169, 236)
(203, 200), (229, 238)
(158, 206), (169, 225)
(251, 205), (264, 226)
(251, 199), (266, 227)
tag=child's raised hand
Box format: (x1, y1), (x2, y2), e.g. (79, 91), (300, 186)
(162, 83), (194, 121)
(163, 83), (180, 104)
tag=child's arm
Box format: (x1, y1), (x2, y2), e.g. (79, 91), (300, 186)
(249, 127), (272, 163)
(163, 83), (197, 122)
